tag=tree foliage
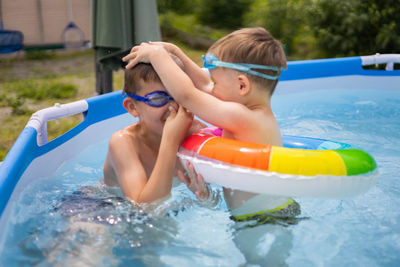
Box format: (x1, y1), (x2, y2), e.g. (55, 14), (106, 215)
(308, 0), (400, 57)
(157, 0), (197, 15)
(244, 0), (311, 55)
(157, 0), (400, 58)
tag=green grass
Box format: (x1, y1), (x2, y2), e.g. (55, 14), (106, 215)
(0, 50), (94, 161)
(0, 45), (203, 161)
(4, 79), (77, 101)
(0, 114), (32, 160)
(47, 114), (84, 143)
(25, 50), (56, 60)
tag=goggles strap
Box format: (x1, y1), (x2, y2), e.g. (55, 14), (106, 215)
(203, 53), (281, 80)
(125, 92), (146, 101)
(214, 61), (280, 80)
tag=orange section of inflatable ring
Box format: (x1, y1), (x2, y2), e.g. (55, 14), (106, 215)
(198, 137), (272, 170)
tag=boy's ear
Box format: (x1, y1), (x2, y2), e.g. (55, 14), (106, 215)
(237, 74), (251, 96)
(123, 98), (139, 117)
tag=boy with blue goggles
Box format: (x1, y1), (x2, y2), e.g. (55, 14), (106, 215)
(125, 91), (174, 108)
(202, 52), (280, 80)
(104, 62), (206, 204)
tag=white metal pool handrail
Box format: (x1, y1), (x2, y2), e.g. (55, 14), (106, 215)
(26, 100), (88, 146)
(361, 54), (400, 71)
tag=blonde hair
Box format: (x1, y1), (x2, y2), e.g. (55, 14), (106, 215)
(209, 27), (287, 95)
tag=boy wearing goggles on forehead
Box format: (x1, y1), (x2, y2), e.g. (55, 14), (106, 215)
(103, 62), (206, 204)
(123, 28), (299, 230)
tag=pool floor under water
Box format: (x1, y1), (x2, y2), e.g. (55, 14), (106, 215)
(1, 88), (399, 266)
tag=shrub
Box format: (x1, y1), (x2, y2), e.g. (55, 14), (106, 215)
(308, 0), (400, 57)
(244, 0), (312, 56)
(196, 0), (252, 29)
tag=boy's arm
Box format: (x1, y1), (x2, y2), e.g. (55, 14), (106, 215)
(107, 132), (177, 203)
(150, 42), (213, 93)
(137, 135), (179, 202)
(123, 44), (252, 135)
(109, 106), (193, 203)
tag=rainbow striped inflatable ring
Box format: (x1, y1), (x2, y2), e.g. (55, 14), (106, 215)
(178, 127), (378, 198)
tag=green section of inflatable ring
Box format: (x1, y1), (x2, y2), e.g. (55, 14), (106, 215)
(335, 149), (377, 175)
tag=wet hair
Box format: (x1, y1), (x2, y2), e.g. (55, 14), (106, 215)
(208, 27), (287, 95)
(123, 63), (161, 95)
(123, 54), (184, 95)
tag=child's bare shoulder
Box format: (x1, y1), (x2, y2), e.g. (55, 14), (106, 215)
(243, 109), (282, 145)
(109, 124), (139, 149)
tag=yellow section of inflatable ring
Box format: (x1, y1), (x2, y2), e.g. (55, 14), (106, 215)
(269, 147), (347, 176)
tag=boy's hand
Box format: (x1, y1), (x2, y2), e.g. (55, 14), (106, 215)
(122, 42), (165, 69)
(177, 160), (210, 201)
(148, 41), (178, 54)
(163, 105), (193, 147)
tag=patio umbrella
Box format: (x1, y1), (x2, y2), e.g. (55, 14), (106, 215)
(92, 0), (161, 94)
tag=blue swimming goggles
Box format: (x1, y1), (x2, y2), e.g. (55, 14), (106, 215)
(125, 91), (174, 107)
(202, 52), (280, 80)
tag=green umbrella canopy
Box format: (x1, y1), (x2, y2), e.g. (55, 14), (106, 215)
(92, 0), (161, 71)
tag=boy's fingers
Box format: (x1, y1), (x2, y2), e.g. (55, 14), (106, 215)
(122, 54), (131, 62)
(196, 174), (210, 200)
(180, 106), (191, 115)
(195, 174), (204, 189)
(176, 105), (190, 120)
(185, 161), (195, 179)
(129, 45), (140, 53)
(177, 170), (189, 185)
(185, 108), (192, 115)
(124, 57), (141, 69)
(183, 161), (209, 200)
(179, 106), (193, 118)
(188, 162), (201, 187)
(186, 161), (194, 174)
(125, 61), (135, 69)
(177, 105), (187, 116)
(167, 106), (177, 118)
(123, 49), (138, 62)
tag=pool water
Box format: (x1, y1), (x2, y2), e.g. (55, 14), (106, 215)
(1, 87), (399, 266)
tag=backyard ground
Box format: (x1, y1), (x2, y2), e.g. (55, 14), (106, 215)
(0, 44), (202, 161)
(0, 49), (121, 161)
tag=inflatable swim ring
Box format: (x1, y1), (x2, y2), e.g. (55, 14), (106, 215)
(178, 127), (378, 198)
